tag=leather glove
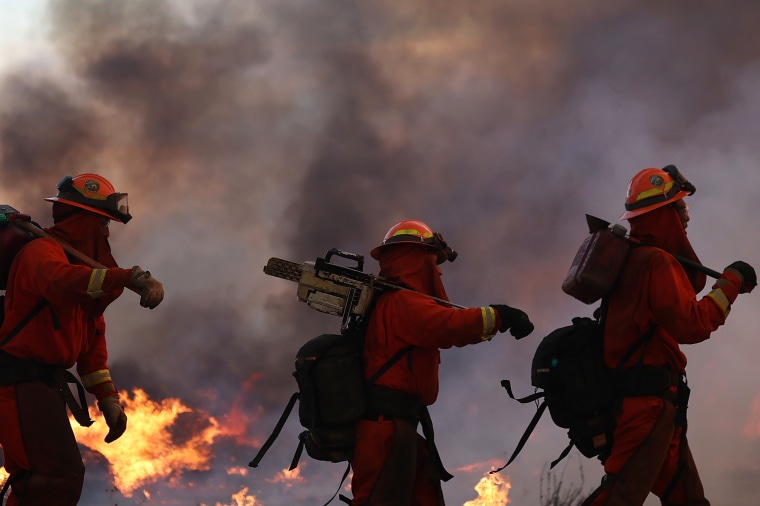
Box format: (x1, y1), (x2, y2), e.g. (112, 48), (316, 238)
(98, 395), (127, 443)
(725, 261), (757, 294)
(129, 266), (165, 309)
(490, 304), (535, 340)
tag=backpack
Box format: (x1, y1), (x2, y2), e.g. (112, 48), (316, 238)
(494, 303), (659, 473)
(0, 206), (48, 346)
(248, 323), (411, 469)
(0, 206), (38, 292)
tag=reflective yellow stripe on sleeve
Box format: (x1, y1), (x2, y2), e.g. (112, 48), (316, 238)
(81, 369), (112, 389)
(87, 268), (107, 299)
(706, 287), (732, 317)
(481, 306), (497, 340)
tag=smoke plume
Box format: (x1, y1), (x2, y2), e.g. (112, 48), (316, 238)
(2, 0), (760, 504)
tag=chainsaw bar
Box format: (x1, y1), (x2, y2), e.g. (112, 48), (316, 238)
(263, 257), (303, 283)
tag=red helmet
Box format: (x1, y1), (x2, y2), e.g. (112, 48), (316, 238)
(370, 219), (457, 264)
(44, 174), (132, 223)
(620, 165), (695, 220)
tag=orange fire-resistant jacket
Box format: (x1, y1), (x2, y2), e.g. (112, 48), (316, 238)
(604, 205), (741, 373)
(363, 244), (499, 406)
(0, 212), (133, 399)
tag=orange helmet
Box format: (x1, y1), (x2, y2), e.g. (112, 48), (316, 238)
(44, 174), (132, 223)
(370, 219), (457, 264)
(620, 165), (696, 220)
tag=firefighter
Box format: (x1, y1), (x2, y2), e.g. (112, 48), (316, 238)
(350, 219), (534, 506)
(0, 174), (164, 505)
(582, 166), (755, 506)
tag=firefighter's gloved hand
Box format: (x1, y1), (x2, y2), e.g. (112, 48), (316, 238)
(129, 266), (165, 309)
(98, 395), (127, 443)
(725, 261), (757, 294)
(490, 304), (535, 340)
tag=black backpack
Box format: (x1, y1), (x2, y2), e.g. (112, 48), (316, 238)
(248, 325), (411, 470)
(493, 304), (656, 472)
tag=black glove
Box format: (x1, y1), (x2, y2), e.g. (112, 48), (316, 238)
(726, 261), (757, 294)
(490, 304), (535, 340)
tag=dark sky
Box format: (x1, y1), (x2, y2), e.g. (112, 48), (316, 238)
(2, 0), (760, 504)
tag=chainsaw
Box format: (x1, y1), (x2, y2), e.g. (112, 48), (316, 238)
(263, 248), (463, 333)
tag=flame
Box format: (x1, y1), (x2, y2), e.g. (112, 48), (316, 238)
(227, 466), (249, 476)
(463, 473), (511, 506)
(0, 467), (9, 489)
(72, 388), (226, 497)
(211, 487), (261, 506)
(265, 466), (305, 488)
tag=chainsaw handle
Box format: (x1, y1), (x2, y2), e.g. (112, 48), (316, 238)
(325, 248), (365, 272)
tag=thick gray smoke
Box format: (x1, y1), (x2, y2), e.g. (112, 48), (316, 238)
(2, 0), (760, 504)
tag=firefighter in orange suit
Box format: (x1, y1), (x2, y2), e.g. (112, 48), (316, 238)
(350, 219), (535, 506)
(0, 174), (164, 506)
(582, 166), (755, 506)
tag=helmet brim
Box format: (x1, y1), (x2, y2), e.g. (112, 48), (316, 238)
(44, 196), (131, 224)
(619, 189), (691, 220)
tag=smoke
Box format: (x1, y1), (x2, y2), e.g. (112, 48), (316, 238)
(2, 0), (760, 504)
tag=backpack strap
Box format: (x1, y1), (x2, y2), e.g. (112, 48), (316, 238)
(367, 345), (413, 383)
(490, 393), (548, 474)
(0, 299), (49, 349)
(550, 440), (575, 469)
(248, 392), (300, 468)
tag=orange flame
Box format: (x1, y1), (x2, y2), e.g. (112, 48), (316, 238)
(0, 467), (9, 490)
(215, 486), (261, 506)
(265, 466), (306, 488)
(72, 388), (226, 497)
(463, 473), (511, 506)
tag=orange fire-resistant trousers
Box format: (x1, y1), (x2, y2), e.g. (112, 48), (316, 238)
(0, 380), (84, 506)
(351, 417), (443, 506)
(583, 396), (709, 506)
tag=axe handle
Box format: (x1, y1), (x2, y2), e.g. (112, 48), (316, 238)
(14, 220), (141, 294)
(674, 255), (722, 279)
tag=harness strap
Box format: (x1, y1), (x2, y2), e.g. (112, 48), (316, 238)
(52, 368), (94, 427)
(419, 405), (454, 482)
